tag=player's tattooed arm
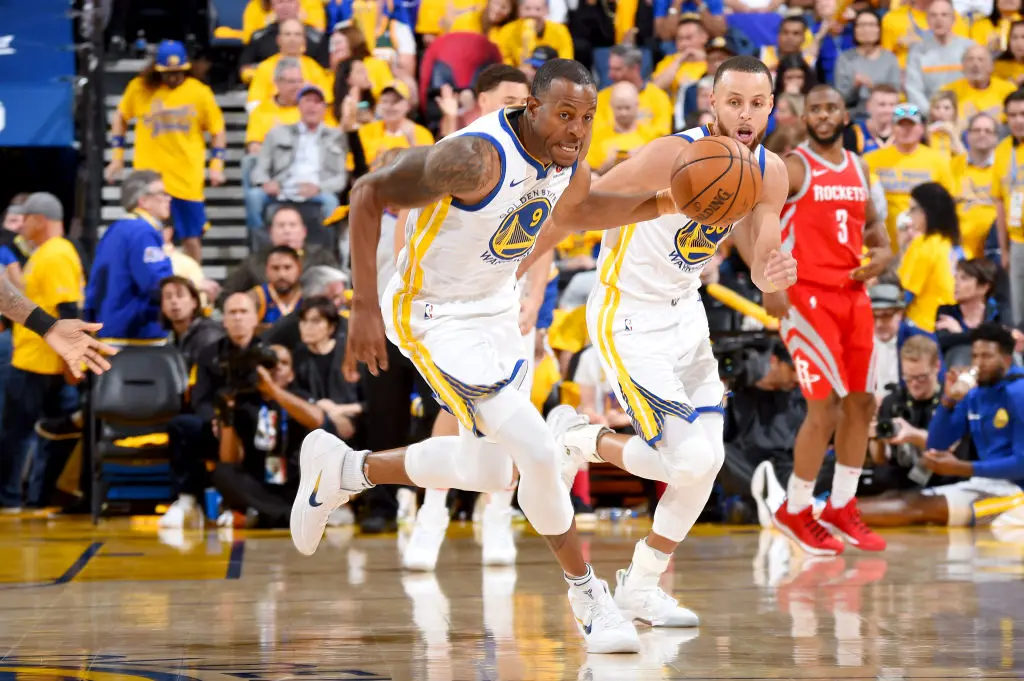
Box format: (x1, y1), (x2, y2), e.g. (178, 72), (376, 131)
(0, 275), (38, 325)
(347, 137), (500, 306)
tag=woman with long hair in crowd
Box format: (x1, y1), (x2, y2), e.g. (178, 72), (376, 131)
(898, 182), (963, 333)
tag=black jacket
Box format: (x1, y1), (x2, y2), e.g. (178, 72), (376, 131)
(241, 22), (329, 68)
(192, 335), (268, 423)
(292, 339), (361, 405)
(171, 317), (225, 370)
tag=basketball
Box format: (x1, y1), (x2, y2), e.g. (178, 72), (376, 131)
(670, 136), (763, 228)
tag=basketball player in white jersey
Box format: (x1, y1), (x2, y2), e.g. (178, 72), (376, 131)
(290, 59), (681, 653)
(522, 56), (799, 628)
(394, 65), (550, 570)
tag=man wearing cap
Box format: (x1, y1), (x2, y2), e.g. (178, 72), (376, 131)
(866, 104), (956, 251)
(105, 40), (226, 264)
(248, 85), (347, 233)
(0, 193), (109, 511)
(356, 81), (435, 166)
(870, 278), (937, 398)
(85, 171), (176, 346)
(519, 46), (558, 83)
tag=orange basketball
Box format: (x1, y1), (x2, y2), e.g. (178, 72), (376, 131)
(670, 136), (763, 228)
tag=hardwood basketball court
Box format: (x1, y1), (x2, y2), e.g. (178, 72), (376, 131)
(0, 517), (1022, 680)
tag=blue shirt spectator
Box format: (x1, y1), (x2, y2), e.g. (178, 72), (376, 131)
(84, 171), (175, 342)
(927, 324), (1024, 487)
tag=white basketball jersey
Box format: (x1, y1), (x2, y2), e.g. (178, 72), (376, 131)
(394, 108), (577, 308)
(595, 125), (767, 302)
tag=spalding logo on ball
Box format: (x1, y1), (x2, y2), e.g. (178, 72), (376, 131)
(671, 136), (763, 228)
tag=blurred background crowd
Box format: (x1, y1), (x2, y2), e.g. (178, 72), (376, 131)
(2, 0), (1024, 535)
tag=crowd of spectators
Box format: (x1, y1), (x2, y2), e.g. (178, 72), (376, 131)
(1, 0), (1023, 532)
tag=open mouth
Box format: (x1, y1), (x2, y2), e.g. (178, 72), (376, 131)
(735, 127), (754, 144)
(557, 142), (580, 155)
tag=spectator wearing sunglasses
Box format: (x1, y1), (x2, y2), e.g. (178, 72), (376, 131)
(866, 104), (956, 253)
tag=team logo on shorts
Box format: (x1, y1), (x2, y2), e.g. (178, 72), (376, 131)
(669, 219), (733, 272)
(794, 356), (821, 392)
(485, 195), (552, 263)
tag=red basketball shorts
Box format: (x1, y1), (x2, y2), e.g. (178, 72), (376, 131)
(778, 282), (876, 401)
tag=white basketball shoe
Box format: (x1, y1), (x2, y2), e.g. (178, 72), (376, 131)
(291, 429), (372, 556)
(568, 576), (642, 653)
(402, 501), (450, 571)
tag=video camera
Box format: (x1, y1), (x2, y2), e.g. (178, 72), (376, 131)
(217, 342), (280, 396)
(712, 333), (774, 390)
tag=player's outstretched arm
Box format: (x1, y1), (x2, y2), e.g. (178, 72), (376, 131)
(733, 153), (797, 293)
(551, 160), (677, 234)
(344, 136), (501, 380)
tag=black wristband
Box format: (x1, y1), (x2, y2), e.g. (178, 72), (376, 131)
(24, 307), (58, 337)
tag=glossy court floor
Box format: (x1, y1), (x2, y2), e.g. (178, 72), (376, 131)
(0, 517), (1023, 681)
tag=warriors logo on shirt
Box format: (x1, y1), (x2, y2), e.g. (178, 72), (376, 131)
(668, 219), (732, 272)
(481, 190), (555, 264)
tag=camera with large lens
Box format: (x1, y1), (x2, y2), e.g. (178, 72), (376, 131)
(218, 342), (279, 395)
(875, 383), (906, 440)
(713, 333), (773, 390)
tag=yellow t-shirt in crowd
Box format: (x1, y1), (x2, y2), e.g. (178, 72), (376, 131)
(417, 0), (486, 35)
(242, 0), (327, 42)
(994, 59), (1024, 85)
(651, 57), (707, 101)
(898, 233), (957, 332)
(118, 76), (225, 202)
(547, 305), (589, 354)
(358, 120), (435, 165)
(245, 98), (301, 146)
(865, 144), (956, 251)
(593, 83), (672, 142)
(881, 5), (970, 67)
(495, 19), (574, 66)
(248, 54), (331, 109)
(928, 128), (958, 159)
(12, 237), (85, 375)
(448, 11), (501, 41)
(760, 38), (817, 73)
(586, 128), (649, 171)
(952, 154), (997, 259)
(556, 231), (603, 259)
(991, 136), (1024, 244)
(941, 77), (1017, 122)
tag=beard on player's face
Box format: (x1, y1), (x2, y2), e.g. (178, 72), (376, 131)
(806, 123), (844, 146)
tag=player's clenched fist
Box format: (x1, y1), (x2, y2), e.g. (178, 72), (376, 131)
(763, 249), (798, 292)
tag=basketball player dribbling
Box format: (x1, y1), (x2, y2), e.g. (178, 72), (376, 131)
(763, 85), (892, 555)
(290, 59), (682, 654)
(521, 56), (799, 627)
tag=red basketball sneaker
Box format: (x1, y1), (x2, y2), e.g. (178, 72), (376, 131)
(819, 499), (887, 552)
(774, 502), (845, 556)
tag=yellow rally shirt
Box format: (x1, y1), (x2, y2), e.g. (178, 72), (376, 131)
(495, 19), (573, 66)
(586, 128), (649, 171)
(118, 76), (225, 202)
(953, 154), (997, 258)
(593, 83), (672, 142)
(865, 144), (956, 251)
(245, 98), (301, 146)
(941, 76), (1017, 122)
(898, 233), (957, 332)
(13, 237), (85, 375)
(358, 120), (435, 166)
(991, 136), (1024, 244)
(248, 54), (332, 109)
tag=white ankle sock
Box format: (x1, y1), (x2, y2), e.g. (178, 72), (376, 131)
(830, 464), (862, 509)
(786, 475), (815, 513)
(630, 539), (670, 576)
(564, 563), (594, 587)
(340, 450), (373, 492)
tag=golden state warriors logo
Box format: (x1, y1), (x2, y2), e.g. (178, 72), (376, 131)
(668, 219), (732, 272)
(994, 408), (1009, 429)
(485, 196), (551, 262)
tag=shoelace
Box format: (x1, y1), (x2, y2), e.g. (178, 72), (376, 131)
(634, 584), (679, 615)
(583, 587), (629, 629)
(804, 514), (833, 542)
(843, 503), (871, 533)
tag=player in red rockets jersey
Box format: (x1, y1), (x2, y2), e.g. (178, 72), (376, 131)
(763, 85), (893, 556)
